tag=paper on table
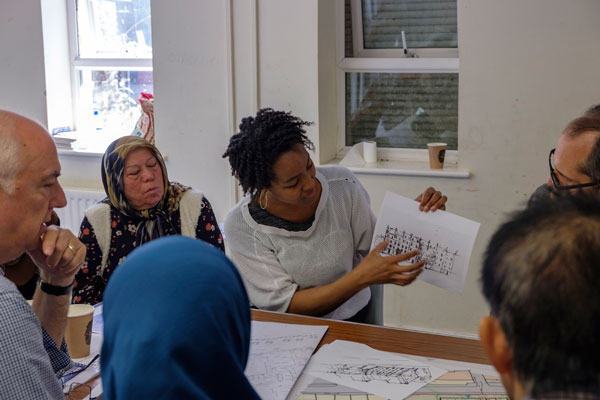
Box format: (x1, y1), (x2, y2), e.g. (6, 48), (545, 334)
(303, 340), (446, 400)
(371, 192), (480, 293)
(297, 356), (506, 400)
(245, 321), (328, 400)
(92, 303), (103, 334)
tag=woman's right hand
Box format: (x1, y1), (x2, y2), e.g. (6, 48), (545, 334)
(353, 240), (425, 288)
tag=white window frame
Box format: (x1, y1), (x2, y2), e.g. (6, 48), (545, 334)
(66, 0), (152, 135)
(336, 0), (460, 163)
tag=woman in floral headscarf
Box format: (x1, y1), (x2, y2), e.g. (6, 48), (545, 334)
(72, 136), (224, 304)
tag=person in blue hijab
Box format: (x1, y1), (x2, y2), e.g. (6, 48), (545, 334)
(100, 236), (260, 399)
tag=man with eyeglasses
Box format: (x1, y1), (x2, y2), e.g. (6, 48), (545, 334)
(0, 110), (86, 399)
(530, 105), (600, 203)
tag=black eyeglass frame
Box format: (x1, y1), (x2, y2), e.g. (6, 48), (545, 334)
(548, 148), (600, 191)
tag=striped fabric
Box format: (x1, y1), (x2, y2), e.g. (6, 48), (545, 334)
(0, 272), (73, 399)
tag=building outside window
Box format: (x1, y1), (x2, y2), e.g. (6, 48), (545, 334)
(340, 0), (458, 155)
(66, 0), (153, 151)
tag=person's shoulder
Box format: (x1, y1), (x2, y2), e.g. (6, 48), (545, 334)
(85, 202), (110, 219)
(0, 275), (20, 297)
(181, 189), (205, 202)
(180, 189), (207, 210)
(317, 165), (358, 182)
(0, 276), (35, 321)
(223, 199), (252, 238)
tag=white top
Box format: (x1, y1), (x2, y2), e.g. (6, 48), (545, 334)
(224, 166), (376, 320)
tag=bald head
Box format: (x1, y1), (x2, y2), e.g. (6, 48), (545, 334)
(0, 110), (53, 193)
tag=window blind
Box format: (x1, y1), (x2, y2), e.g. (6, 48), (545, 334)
(362, 0), (457, 49)
(345, 72), (458, 149)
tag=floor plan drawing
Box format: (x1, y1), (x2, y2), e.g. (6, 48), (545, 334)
(375, 225), (459, 276)
(325, 364), (432, 385)
(246, 321), (328, 400)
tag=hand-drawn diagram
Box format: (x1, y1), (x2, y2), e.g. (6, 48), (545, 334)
(245, 322), (327, 400)
(305, 341), (446, 400)
(297, 370), (508, 400)
(375, 225), (459, 276)
(325, 364), (432, 385)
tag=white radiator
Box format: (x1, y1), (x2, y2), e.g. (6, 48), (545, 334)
(55, 188), (106, 234)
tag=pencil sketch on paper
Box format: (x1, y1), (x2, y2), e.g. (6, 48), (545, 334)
(369, 192), (480, 293)
(325, 364), (432, 385)
(247, 336), (315, 399)
(245, 321), (327, 400)
(298, 370), (508, 400)
(374, 225), (459, 276)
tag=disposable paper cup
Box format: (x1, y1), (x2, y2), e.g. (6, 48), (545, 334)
(64, 304), (94, 358)
(363, 141), (377, 163)
(427, 142), (447, 169)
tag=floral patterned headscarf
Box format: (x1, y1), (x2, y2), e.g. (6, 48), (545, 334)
(101, 136), (190, 245)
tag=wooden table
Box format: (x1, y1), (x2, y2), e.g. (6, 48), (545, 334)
(67, 310), (489, 399)
(252, 309), (490, 365)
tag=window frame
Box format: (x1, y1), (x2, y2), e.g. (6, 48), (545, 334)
(65, 0), (153, 135)
(336, 0), (460, 162)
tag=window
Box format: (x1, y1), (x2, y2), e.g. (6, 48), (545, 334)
(339, 0), (459, 155)
(66, 0), (153, 151)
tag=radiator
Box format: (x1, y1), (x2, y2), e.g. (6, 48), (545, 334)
(55, 188), (106, 234)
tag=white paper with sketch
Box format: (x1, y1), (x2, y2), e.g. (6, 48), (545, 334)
(297, 355), (506, 400)
(245, 321), (328, 400)
(371, 191), (480, 293)
(302, 340), (446, 400)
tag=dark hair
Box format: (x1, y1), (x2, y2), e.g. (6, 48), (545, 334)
(563, 115), (600, 182)
(481, 192), (600, 396)
(222, 108), (314, 196)
(584, 103), (600, 117)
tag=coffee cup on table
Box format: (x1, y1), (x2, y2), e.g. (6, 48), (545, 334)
(64, 304), (94, 358)
(427, 143), (447, 169)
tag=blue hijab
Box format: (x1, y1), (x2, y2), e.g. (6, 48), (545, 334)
(100, 236), (260, 399)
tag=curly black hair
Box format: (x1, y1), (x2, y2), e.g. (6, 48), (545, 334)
(222, 108), (314, 197)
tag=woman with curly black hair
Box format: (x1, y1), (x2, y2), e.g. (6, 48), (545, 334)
(223, 108), (447, 323)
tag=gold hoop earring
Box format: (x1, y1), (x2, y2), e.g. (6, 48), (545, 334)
(259, 191), (268, 210)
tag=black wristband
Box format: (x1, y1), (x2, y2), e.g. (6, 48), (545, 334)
(39, 280), (75, 296)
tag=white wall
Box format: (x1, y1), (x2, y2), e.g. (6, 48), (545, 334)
(5, 0), (600, 336)
(0, 0), (47, 125)
(151, 0), (237, 220)
(373, 0), (600, 335)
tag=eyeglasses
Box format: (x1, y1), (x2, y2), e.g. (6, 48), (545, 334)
(548, 148), (599, 191)
(66, 382), (100, 400)
(62, 354), (100, 399)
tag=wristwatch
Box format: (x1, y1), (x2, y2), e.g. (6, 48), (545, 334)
(39, 280), (75, 296)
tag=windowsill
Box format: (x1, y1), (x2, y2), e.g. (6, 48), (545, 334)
(55, 134), (168, 160)
(57, 148), (104, 157)
(324, 158), (470, 178)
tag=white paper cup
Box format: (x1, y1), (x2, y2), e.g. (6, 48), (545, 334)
(363, 141), (377, 163)
(427, 142), (447, 169)
(65, 304), (94, 358)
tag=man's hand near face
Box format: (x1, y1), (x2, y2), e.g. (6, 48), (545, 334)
(28, 226), (85, 347)
(28, 225), (85, 286)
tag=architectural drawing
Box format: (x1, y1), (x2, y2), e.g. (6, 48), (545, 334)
(375, 225), (459, 276)
(325, 364), (431, 385)
(298, 370), (508, 400)
(245, 324), (327, 400)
